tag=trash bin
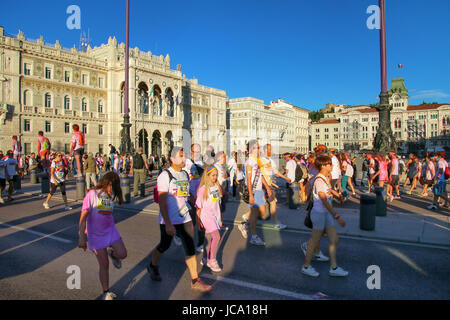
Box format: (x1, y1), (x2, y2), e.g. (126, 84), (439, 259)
(375, 187), (387, 217)
(76, 177), (86, 200)
(30, 170), (38, 184)
(360, 193), (376, 231)
(41, 172), (50, 194)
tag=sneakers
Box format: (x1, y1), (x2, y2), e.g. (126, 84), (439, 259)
(191, 278), (212, 292)
(196, 245), (204, 254)
(427, 204), (438, 210)
(147, 263), (162, 281)
(173, 236), (182, 246)
(274, 223), (287, 230)
(64, 206), (72, 211)
(329, 266), (349, 277)
(301, 265), (319, 277)
(301, 242), (329, 261)
(238, 223), (248, 239)
(108, 249), (122, 269)
(394, 196), (401, 200)
(200, 257), (207, 266)
(206, 259), (222, 273)
(0, 198), (4, 204)
(101, 291), (117, 300)
(250, 235), (265, 246)
(314, 251), (330, 262)
(43, 202), (50, 209)
(406, 191), (412, 195)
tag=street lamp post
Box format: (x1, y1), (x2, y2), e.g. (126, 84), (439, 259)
(120, 0), (133, 155)
(373, 0), (397, 154)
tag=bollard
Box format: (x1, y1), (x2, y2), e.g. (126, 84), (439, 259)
(375, 187), (387, 217)
(30, 170), (38, 184)
(14, 175), (22, 191)
(121, 174), (130, 203)
(360, 193), (376, 231)
(76, 177), (86, 200)
(140, 182), (146, 197)
(41, 172), (50, 195)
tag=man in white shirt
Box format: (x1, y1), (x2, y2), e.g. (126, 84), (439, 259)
(0, 151), (6, 204)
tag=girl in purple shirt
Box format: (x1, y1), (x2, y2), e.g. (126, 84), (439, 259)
(78, 172), (127, 300)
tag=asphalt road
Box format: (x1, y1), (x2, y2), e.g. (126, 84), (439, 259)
(0, 190), (449, 300)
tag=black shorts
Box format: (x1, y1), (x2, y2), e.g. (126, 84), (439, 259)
(389, 175), (399, 186)
(156, 222), (195, 257)
(0, 179), (5, 189)
(74, 148), (84, 157)
(50, 182), (66, 196)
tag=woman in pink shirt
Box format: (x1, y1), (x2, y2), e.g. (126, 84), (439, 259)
(196, 165), (223, 272)
(372, 154), (388, 188)
(78, 172), (127, 300)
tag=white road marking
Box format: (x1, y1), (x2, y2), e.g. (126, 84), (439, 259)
(0, 221), (73, 244)
(201, 274), (315, 300)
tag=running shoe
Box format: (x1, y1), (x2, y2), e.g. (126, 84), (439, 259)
(406, 191), (412, 195)
(238, 223), (248, 239)
(394, 196), (401, 200)
(101, 291), (117, 300)
(173, 236), (182, 246)
(191, 278), (212, 292)
(207, 259), (222, 273)
(108, 249), (122, 269)
(314, 251), (330, 262)
(147, 263), (162, 281)
(196, 245), (204, 254)
(0, 198), (5, 204)
(43, 202), (50, 209)
(274, 223), (287, 230)
(65, 206), (72, 211)
(329, 266), (349, 277)
(250, 235), (265, 246)
(200, 257), (207, 266)
(427, 204), (438, 210)
(301, 265), (319, 277)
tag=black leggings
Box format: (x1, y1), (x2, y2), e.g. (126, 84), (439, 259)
(189, 205), (205, 247)
(156, 222), (196, 257)
(50, 182), (66, 196)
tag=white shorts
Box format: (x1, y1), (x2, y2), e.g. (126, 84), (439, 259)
(311, 209), (336, 230)
(249, 190), (265, 208)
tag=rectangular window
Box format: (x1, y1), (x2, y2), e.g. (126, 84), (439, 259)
(45, 121), (51, 133)
(98, 101), (103, 113)
(45, 67), (52, 79)
(24, 119), (31, 132)
(64, 71), (70, 82)
(24, 63), (31, 76)
(82, 74), (88, 85)
(98, 77), (104, 88)
(65, 122), (70, 134)
(24, 143), (31, 155)
(99, 125), (103, 135)
(82, 124), (87, 134)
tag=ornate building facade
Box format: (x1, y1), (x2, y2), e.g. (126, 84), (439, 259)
(0, 27), (228, 156)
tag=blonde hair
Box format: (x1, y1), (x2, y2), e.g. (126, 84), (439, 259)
(198, 165), (221, 201)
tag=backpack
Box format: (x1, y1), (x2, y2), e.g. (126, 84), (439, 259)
(240, 166), (260, 204)
(154, 169), (189, 204)
(133, 153), (145, 170)
(42, 138), (50, 151)
(193, 163), (204, 177)
(295, 163), (306, 182)
(445, 166), (450, 180)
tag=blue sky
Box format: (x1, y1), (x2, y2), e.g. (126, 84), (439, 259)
(1, 0), (449, 111)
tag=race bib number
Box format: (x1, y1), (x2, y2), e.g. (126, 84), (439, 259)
(179, 203), (190, 217)
(175, 180), (189, 197)
(97, 194), (114, 215)
(210, 188), (220, 203)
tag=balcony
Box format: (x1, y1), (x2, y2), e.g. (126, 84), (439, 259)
(64, 109), (74, 116)
(45, 108), (53, 115)
(98, 113), (107, 120)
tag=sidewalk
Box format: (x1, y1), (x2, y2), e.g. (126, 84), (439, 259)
(12, 176), (450, 248)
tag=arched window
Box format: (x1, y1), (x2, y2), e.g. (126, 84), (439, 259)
(82, 98), (88, 112)
(44, 93), (52, 108)
(64, 96), (71, 110)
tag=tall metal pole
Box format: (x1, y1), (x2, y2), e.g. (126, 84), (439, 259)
(120, 0), (133, 154)
(373, 0), (396, 154)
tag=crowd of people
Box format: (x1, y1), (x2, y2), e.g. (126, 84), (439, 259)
(2, 129), (449, 300)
